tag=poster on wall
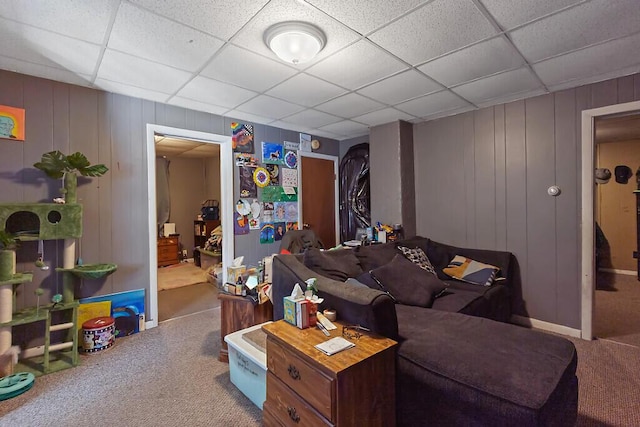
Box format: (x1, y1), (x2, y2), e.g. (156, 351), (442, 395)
(281, 167), (297, 187)
(275, 222), (286, 241)
(287, 221), (299, 231)
(284, 150), (298, 169)
(235, 153), (258, 167)
(262, 141), (284, 164)
(231, 122), (254, 153)
(261, 186), (298, 202)
(234, 211), (250, 235)
(274, 202), (286, 222)
(299, 133), (311, 152)
(266, 164), (279, 186)
(260, 223), (275, 244)
(284, 202), (298, 222)
(239, 166), (257, 198)
(0, 104), (25, 141)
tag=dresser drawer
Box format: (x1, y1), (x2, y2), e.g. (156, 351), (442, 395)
(267, 337), (334, 421)
(266, 372), (333, 427)
(158, 246), (177, 259)
(158, 237), (178, 246)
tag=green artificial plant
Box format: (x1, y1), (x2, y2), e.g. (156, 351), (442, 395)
(0, 229), (17, 250)
(34, 151), (109, 203)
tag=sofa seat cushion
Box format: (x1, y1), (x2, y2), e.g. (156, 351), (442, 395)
(430, 289), (481, 313)
(394, 305), (578, 425)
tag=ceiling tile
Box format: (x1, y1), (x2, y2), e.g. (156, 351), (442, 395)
(418, 36), (525, 87)
(0, 0), (118, 44)
(357, 69), (441, 104)
(130, 0), (269, 40)
(201, 45), (298, 92)
(479, 0), (582, 30)
(98, 50), (192, 94)
(533, 32), (640, 89)
(235, 95), (304, 119)
(108, 3), (223, 72)
(308, 129), (342, 139)
(269, 120), (303, 132)
(421, 104), (476, 122)
(451, 67), (542, 104)
(232, 0), (360, 66)
(510, 0), (640, 62)
(317, 120), (370, 137)
(306, 0), (425, 35)
(176, 76), (258, 108)
(352, 107), (415, 126)
(0, 56), (93, 87)
(168, 96), (230, 116)
(369, 0), (497, 65)
(93, 78), (171, 103)
(224, 109), (274, 125)
(306, 40), (408, 90)
(395, 90), (472, 117)
(0, 18), (102, 75)
(281, 109), (342, 128)
(315, 93), (384, 118)
(475, 88), (547, 108)
(266, 73), (347, 107)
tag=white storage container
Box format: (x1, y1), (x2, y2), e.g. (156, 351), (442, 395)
(224, 322), (270, 409)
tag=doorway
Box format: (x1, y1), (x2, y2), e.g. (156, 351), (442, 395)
(592, 112), (640, 347)
(580, 100), (640, 340)
(299, 152), (339, 248)
(146, 124), (233, 329)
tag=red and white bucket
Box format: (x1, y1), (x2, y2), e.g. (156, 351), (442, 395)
(82, 317), (115, 353)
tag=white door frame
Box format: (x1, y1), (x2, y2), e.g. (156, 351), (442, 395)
(298, 151), (340, 246)
(145, 124), (233, 329)
(580, 100), (640, 340)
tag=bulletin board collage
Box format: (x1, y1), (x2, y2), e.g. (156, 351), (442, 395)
(231, 122), (304, 244)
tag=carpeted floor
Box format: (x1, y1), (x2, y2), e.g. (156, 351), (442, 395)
(158, 281), (220, 322)
(2, 308), (640, 425)
(595, 272), (640, 348)
(0, 308), (262, 426)
(157, 262), (209, 291)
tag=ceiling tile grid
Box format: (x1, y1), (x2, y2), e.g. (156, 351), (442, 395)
(1, 0), (639, 140)
(108, 2), (225, 73)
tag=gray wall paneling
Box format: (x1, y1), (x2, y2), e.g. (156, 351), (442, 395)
(525, 95), (557, 323)
(399, 121), (416, 238)
(370, 122), (401, 227)
(413, 72), (640, 330)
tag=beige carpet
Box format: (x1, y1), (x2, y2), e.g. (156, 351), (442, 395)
(595, 272), (640, 348)
(157, 262), (208, 290)
(158, 282), (220, 322)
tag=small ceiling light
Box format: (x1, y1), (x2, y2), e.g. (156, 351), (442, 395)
(264, 21), (326, 65)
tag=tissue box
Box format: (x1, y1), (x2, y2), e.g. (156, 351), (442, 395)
(283, 296), (302, 326)
(294, 300), (318, 329)
(228, 266), (246, 283)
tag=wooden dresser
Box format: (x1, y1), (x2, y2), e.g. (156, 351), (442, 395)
(157, 235), (180, 267)
(262, 320), (397, 427)
(218, 293), (273, 363)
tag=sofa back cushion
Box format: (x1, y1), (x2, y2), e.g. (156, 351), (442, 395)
(369, 254), (448, 308)
(303, 248), (363, 281)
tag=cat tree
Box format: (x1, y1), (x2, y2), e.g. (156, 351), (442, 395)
(0, 151), (115, 377)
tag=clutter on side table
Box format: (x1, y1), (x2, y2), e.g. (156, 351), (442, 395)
(283, 282), (323, 329)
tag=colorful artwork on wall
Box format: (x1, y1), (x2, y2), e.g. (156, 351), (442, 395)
(281, 167), (297, 187)
(0, 104), (25, 141)
(260, 223), (275, 244)
(262, 141), (284, 164)
(261, 186), (298, 202)
(239, 166), (257, 198)
(274, 222), (286, 241)
(231, 123), (254, 153)
(234, 211), (250, 235)
(266, 164), (280, 186)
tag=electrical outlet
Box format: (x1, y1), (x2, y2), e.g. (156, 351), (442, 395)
(182, 249), (188, 257)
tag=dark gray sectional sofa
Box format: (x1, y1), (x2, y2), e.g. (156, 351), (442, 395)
(271, 236), (578, 426)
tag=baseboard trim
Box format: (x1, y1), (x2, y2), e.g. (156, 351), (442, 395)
(511, 315), (582, 338)
(599, 268), (637, 276)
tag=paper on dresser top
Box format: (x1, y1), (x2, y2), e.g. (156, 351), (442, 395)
(315, 336), (355, 356)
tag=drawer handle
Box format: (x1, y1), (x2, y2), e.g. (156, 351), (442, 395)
(287, 406), (300, 423)
(287, 365), (300, 380)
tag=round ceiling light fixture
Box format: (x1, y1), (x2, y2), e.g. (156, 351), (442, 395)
(264, 21), (326, 65)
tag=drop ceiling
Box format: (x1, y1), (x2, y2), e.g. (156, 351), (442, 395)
(1, 0), (639, 141)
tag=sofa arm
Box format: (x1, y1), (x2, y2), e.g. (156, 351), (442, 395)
(272, 254), (399, 339)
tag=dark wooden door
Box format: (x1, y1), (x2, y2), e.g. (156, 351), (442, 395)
(301, 156), (336, 248)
